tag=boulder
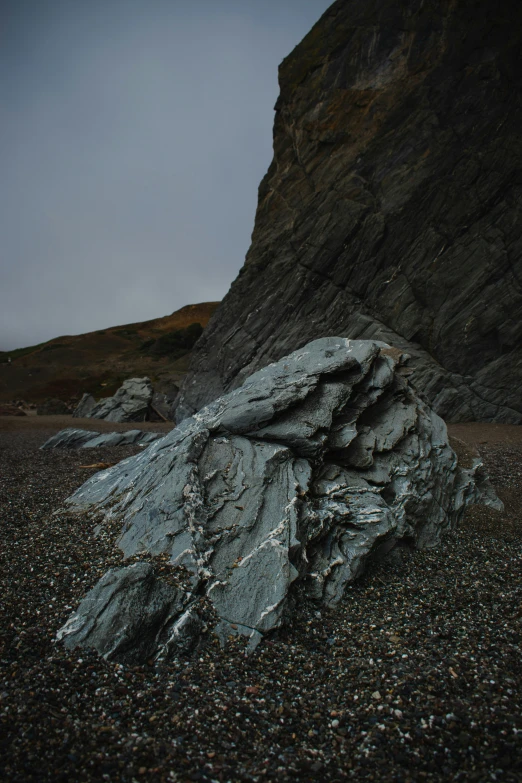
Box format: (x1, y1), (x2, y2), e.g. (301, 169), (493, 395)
(88, 378), (153, 423)
(72, 393), (96, 418)
(175, 0), (522, 424)
(57, 339), (500, 662)
(41, 428), (164, 450)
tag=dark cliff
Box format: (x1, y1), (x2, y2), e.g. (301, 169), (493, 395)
(178, 0), (522, 423)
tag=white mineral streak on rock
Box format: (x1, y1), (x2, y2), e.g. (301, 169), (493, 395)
(57, 338), (501, 662)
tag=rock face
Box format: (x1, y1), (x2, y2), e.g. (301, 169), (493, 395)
(73, 393), (96, 418)
(57, 339), (499, 662)
(88, 378), (153, 423)
(176, 0), (522, 424)
(0, 404), (26, 417)
(41, 428), (164, 450)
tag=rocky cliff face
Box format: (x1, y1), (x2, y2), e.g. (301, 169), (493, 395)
(178, 0), (522, 423)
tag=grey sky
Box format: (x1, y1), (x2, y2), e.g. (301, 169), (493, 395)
(1, 0), (332, 350)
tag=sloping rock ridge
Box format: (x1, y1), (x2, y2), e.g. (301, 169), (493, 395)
(176, 0), (522, 423)
(57, 339), (500, 662)
(41, 428), (164, 450)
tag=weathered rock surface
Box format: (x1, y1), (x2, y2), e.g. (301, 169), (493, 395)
(57, 563), (195, 664)
(41, 428), (164, 450)
(176, 0), (522, 424)
(150, 388), (178, 422)
(57, 339), (500, 662)
(73, 393), (96, 418)
(88, 378), (153, 423)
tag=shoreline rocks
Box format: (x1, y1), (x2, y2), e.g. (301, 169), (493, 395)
(87, 377), (153, 423)
(57, 339), (501, 662)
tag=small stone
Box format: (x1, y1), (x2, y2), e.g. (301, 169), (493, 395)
(372, 691), (382, 701)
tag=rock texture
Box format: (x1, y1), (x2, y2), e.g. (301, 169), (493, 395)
(41, 428), (164, 450)
(88, 378), (153, 423)
(73, 393), (96, 418)
(57, 339), (499, 662)
(176, 0), (522, 424)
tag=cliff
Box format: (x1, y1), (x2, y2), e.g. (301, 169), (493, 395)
(177, 0), (522, 423)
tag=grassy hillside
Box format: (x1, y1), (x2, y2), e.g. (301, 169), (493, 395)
(0, 302), (219, 403)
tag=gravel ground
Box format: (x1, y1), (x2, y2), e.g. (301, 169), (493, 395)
(1, 420), (521, 782)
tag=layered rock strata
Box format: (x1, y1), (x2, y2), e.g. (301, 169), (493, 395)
(57, 339), (499, 662)
(176, 0), (522, 423)
(41, 428), (164, 450)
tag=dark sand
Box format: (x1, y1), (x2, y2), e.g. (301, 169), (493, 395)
(0, 414), (174, 434)
(1, 417), (521, 782)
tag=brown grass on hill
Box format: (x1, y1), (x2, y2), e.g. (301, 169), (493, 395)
(0, 302), (220, 404)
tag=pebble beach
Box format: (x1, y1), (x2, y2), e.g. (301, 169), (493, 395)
(1, 417), (521, 782)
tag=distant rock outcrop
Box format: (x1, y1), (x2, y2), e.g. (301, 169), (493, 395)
(87, 378), (153, 423)
(57, 339), (500, 662)
(74, 379), (179, 423)
(176, 0), (522, 423)
(0, 404), (26, 417)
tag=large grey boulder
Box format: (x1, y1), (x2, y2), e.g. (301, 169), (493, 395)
(57, 339), (500, 662)
(41, 428), (164, 450)
(88, 378), (153, 423)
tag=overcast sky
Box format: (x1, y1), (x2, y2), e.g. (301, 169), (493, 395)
(1, 0), (332, 350)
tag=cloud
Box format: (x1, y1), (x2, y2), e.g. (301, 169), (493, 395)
(1, 0), (332, 349)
